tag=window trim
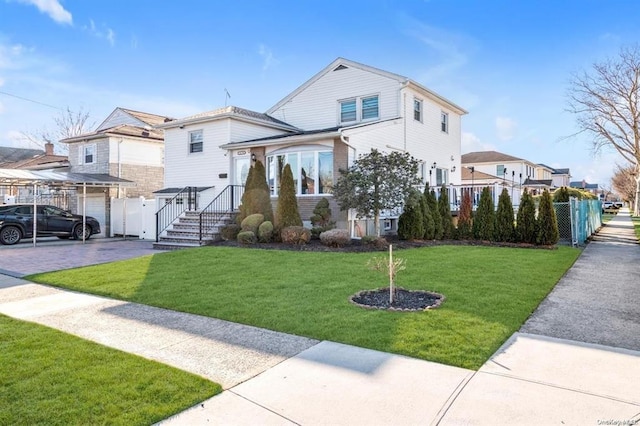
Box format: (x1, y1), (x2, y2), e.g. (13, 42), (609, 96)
(338, 94), (379, 124)
(441, 111), (449, 133)
(80, 144), (96, 165)
(340, 99), (357, 123)
(267, 148), (334, 196)
(189, 129), (204, 154)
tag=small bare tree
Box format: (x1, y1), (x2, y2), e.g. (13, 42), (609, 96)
(567, 45), (640, 216)
(21, 106), (94, 154)
(611, 163), (637, 204)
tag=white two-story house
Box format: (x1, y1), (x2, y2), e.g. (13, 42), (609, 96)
(156, 58), (466, 241)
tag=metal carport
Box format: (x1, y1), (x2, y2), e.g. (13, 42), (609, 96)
(0, 168), (135, 246)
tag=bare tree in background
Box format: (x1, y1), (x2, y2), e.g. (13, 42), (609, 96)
(567, 45), (640, 216)
(611, 163), (637, 205)
(21, 106), (94, 154)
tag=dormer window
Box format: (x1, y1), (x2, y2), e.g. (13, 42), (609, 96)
(339, 94), (379, 124)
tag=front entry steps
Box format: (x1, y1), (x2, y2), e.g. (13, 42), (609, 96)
(153, 211), (236, 250)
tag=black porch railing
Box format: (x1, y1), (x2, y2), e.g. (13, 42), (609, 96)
(198, 185), (244, 244)
(155, 186), (199, 242)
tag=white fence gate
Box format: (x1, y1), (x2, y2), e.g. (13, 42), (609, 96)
(110, 197), (156, 240)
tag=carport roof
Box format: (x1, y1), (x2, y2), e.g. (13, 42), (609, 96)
(0, 168), (135, 187)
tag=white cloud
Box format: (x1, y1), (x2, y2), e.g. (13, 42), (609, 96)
(258, 44), (278, 71)
(83, 19), (116, 46)
(17, 0), (72, 25)
(462, 131), (496, 153)
(495, 116), (517, 141)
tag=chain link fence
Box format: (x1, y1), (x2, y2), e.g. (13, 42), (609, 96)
(553, 198), (602, 246)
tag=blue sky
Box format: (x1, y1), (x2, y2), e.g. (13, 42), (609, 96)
(1, 0), (638, 187)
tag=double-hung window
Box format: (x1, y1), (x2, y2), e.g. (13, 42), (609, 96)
(361, 96), (379, 120)
(441, 111), (449, 133)
(189, 130), (203, 153)
(414, 98), (423, 122)
(340, 100), (357, 123)
(79, 144), (95, 165)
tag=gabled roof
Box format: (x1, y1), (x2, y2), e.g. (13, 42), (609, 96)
(462, 151), (526, 164)
(524, 178), (553, 187)
(266, 57), (467, 116)
(0, 146), (43, 164)
(460, 166), (500, 181)
(537, 163), (570, 175)
(60, 124), (164, 144)
(96, 107), (174, 132)
(0, 153), (68, 170)
(158, 105), (299, 131)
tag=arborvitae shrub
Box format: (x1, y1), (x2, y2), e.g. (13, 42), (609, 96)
(275, 164), (302, 230)
(238, 160), (273, 224)
(421, 193), (435, 239)
(398, 189), (424, 240)
(536, 189), (560, 245)
(237, 163), (256, 223)
(457, 188), (473, 239)
(473, 187), (495, 241)
(516, 190), (537, 244)
(425, 185), (443, 239)
(495, 188), (515, 242)
(438, 185), (453, 239)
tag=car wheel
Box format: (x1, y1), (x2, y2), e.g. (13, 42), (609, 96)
(73, 224), (92, 240)
(0, 226), (22, 245)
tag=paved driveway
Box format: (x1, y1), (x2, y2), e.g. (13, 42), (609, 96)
(0, 238), (159, 277)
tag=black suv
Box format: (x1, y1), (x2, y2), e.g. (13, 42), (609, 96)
(0, 204), (101, 245)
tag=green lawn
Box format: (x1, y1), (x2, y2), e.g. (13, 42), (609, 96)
(632, 215), (640, 239)
(0, 315), (221, 425)
(29, 245), (581, 370)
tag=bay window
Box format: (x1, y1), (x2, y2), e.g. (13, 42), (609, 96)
(267, 149), (333, 196)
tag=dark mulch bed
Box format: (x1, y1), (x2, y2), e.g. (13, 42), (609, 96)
(350, 287), (445, 312)
(211, 236), (554, 253)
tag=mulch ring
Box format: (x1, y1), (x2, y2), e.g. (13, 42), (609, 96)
(350, 287), (445, 312)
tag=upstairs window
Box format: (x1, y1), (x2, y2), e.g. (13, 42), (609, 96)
(79, 144), (95, 165)
(361, 96), (379, 120)
(339, 94), (379, 124)
(496, 164), (506, 176)
(340, 100), (357, 122)
(414, 98), (422, 122)
(189, 130), (203, 153)
(441, 111), (449, 133)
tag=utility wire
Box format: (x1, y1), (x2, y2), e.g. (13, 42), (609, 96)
(0, 90), (62, 110)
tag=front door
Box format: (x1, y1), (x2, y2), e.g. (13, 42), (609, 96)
(234, 157), (250, 186)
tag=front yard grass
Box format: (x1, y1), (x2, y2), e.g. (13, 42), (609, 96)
(632, 215), (640, 239)
(29, 245), (581, 370)
(0, 315), (221, 425)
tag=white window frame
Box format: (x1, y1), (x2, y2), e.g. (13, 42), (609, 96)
(441, 111), (449, 133)
(267, 148), (334, 196)
(414, 98), (423, 122)
(79, 144), (96, 165)
(436, 168), (449, 186)
(338, 94), (379, 124)
(189, 130), (203, 154)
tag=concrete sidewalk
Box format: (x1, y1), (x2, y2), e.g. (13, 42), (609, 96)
(1, 210), (639, 424)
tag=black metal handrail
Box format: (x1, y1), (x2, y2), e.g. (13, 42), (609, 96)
(155, 186), (199, 242)
(198, 185), (244, 244)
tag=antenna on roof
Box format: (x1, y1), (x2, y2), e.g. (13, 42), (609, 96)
(224, 88), (231, 107)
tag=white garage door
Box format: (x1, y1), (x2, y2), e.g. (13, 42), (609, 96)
(77, 194), (106, 238)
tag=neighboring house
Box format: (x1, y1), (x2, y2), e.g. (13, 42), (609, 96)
(156, 57), (467, 243)
(570, 180), (600, 196)
(59, 107), (173, 236)
(0, 146), (43, 167)
(537, 165), (572, 188)
(462, 150), (550, 194)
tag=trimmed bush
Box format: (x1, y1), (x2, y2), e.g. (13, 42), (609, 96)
(473, 187), (495, 241)
(275, 164), (303, 231)
(281, 226), (311, 245)
(421, 193), (436, 240)
(220, 224), (241, 241)
(319, 229), (351, 247)
(238, 160), (273, 224)
(237, 231), (257, 245)
(240, 213), (264, 234)
(398, 189), (424, 241)
(495, 188), (515, 242)
(425, 185), (443, 240)
(536, 189), (560, 245)
(457, 188), (473, 240)
(361, 235), (389, 249)
(310, 198), (336, 238)
(516, 190), (537, 244)
(258, 221), (274, 243)
(438, 185), (454, 239)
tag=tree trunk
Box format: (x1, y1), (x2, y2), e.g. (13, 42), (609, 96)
(634, 174), (640, 217)
(374, 209), (381, 237)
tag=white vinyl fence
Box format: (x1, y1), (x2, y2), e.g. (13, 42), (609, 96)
(110, 197), (156, 240)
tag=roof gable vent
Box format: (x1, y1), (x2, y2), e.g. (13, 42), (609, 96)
(333, 64), (348, 71)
